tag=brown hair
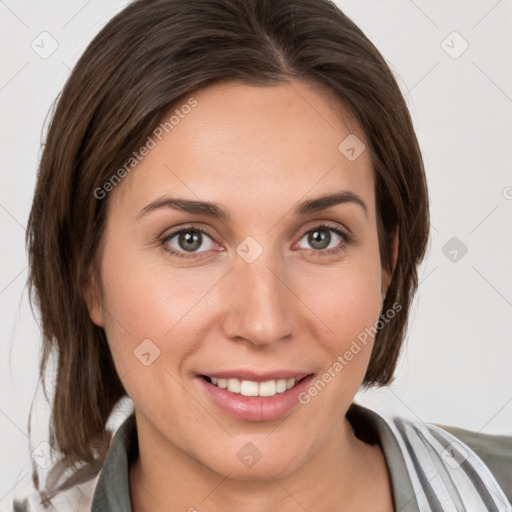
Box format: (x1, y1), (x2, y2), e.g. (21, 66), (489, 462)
(25, 0), (429, 503)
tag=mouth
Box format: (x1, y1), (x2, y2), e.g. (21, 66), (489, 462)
(197, 372), (316, 421)
(199, 374), (313, 398)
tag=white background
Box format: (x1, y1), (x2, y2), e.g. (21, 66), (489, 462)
(1, 0), (511, 507)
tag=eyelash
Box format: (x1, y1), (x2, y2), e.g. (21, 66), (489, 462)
(159, 223), (352, 260)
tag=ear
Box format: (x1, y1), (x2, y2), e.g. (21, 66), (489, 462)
(381, 225), (399, 300)
(82, 269), (105, 327)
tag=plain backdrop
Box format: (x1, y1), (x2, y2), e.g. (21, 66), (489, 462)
(1, 0), (511, 506)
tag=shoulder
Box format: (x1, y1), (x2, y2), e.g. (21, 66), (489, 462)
(9, 403), (134, 512)
(435, 423), (512, 505)
(388, 413), (512, 509)
(348, 403), (512, 510)
(10, 478), (97, 512)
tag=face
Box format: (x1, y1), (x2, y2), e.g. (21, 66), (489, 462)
(86, 80), (395, 479)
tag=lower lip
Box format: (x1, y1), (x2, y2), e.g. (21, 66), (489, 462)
(197, 375), (315, 422)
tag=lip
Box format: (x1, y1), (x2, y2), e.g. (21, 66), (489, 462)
(197, 373), (315, 422)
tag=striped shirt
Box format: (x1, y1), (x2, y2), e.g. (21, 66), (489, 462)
(12, 402), (512, 511)
(345, 404), (512, 511)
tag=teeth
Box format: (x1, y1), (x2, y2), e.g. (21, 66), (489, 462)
(276, 379), (287, 393)
(209, 377), (297, 397)
(227, 379), (241, 393)
(241, 380), (259, 396)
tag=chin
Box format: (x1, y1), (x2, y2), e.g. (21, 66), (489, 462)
(200, 443), (308, 482)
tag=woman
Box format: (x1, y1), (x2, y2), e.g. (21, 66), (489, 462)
(15, 0), (511, 510)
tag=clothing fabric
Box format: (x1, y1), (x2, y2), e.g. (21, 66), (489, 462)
(12, 402), (512, 511)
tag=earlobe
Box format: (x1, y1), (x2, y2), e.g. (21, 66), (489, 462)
(82, 271), (105, 327)
(381, 225), (399, 300)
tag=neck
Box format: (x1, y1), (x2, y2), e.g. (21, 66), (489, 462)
(129, 414), (389, 512)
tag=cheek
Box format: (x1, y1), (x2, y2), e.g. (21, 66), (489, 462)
(297, 247), (383, 343)
(294, 252), (384, 401)
(97, 237), (222, 369)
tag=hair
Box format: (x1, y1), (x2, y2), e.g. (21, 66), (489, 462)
(25, 0), (429, 504)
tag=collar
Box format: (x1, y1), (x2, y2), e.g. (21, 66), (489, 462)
(91, 402), (418, 511)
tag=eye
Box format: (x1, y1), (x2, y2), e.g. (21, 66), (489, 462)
(160, 226), (218, 259)
(160, 223), (351, 261)
(296, 223), (351, 256)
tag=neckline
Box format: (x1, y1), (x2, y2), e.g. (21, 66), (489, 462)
(92, 402), (419, 512)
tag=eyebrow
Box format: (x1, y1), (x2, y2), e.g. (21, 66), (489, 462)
(137, 190), (368, 221)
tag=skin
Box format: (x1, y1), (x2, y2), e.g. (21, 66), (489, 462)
(85, 80), (398, 511)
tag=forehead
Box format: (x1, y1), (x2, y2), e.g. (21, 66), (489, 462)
(111, 80), (374, 220)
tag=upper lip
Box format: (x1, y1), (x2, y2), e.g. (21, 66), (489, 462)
(200, 370), (313, 382)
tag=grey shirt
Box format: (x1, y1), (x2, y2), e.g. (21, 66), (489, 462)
(13, 402), (512, 511)
(90, 402), (512, 511)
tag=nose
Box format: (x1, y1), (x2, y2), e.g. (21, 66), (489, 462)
(220, 246), (294, 347)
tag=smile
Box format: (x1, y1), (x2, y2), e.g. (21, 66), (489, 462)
(198, 373), (316, 421)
